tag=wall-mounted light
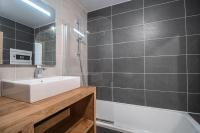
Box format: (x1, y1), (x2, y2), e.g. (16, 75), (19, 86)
(73, 28), (85, 38)
(21, 0), (51, 16)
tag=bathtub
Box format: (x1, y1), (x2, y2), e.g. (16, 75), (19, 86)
(96, 100), (200, 133)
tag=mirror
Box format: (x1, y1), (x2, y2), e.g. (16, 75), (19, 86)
(0, 0), (56, 66)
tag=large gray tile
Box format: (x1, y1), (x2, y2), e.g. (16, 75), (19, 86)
(96, 86), (112, 101)
(16, 22), (34, 34)
(0, 25), (15, 39)
(44, 30), (56, 41)
(113, 57), (144, 73)
(43, 40), (56, 52)
(145, 18), (185, 40)
(113, 73), (144, 89)
(88, 59), (112, 72)
(3, 38), (15, 50)
(187, 15), (200, 35)
(112, 0), (143, 15)
(88, 45), (112, 59)
(3, 49), (10, 61)
(188, 55), (200, 73)
(188, 74), (200, 93)
(43, 51), (54, 62)
(88, 73), (112, 87)
(113, 25), (144, 43)
(113, 41), (144, 58)
(16, 41), (33, 51)
(187, 35), (200, 54)
(146, 56), (186, 73)
(88, 17), (111, 33)
(146, 91), (187, 111)
(188, 94), (200, 113)
(186, 0), (200, 16)
(16, 30), (34, 43)
(88, 31), (112, 46)
(88, 7), (111, 21)
(38, 30), (56, 42)
(113, 88), (145, 105)
(39, 23), (55, 32)
(146, 74), (187, 92)
(144, 1), (184, 23)
(145, 37), (186, 56)
(0, 16), (15, 28)
(112, 9), (143, 29)
(144, 0), (182, 7)
(3, 60), (10, 64)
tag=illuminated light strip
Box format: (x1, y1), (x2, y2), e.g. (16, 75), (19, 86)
(21, 0), (51, 16)
(73, 28), (85, 38)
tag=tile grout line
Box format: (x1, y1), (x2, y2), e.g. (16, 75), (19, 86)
(89, 16), (185, 35)
(183, 0), (189, 113)
(87, 0), (181, 23)
(144, 0), (180, 8)
(0, 23), (34, 35)
(112, 7), (144, 17)
(3, 36), (52, 45)
(3, 37), (35, 45)
(88, 54), (197, 61)
(111, 0), (180, 17)
(88, 34), (200, 48)
(111, 6), (114, 102)
(88, 13), (200, 36)
(95, 85), (191, 94)
(143, 0), (147, 106)
(14, 22), (16, 80)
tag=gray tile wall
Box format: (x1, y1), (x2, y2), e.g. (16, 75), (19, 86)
(0, 16), (34, 64)
(35, 23), (56, 66)
(87, 0), (200, 119)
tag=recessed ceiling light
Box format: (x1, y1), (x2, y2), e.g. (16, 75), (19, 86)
(21, 0), (51, 16)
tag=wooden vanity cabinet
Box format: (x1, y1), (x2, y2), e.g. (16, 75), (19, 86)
(0, 87), (96, 133)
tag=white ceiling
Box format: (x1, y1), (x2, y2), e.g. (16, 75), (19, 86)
(77, 0), (131, 12)
(0, 0), (55, 28)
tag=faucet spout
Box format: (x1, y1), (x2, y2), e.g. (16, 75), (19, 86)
(34, 65), (46, 79)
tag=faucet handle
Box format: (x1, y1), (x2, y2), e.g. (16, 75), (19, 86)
(36, 65), (46, 70)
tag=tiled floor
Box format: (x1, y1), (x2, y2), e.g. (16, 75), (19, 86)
(97, 126), (123, 133)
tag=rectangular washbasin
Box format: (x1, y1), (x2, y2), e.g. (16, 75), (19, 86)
(2, 76), (80, 103)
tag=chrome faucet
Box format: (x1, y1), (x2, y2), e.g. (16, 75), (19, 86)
(34, 66), (46, 79)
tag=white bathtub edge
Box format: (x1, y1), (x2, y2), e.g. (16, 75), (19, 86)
(97, 120), (133, 133)
(97, 100), (200, 133)
(184, 113), (200, 131)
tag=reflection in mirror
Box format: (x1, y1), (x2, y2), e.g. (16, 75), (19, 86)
(0, 0), (56, 66)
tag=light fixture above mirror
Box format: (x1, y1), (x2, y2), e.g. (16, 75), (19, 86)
(21, 0), (51, 16)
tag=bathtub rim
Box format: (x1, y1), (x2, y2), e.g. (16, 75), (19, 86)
(96, 100), (200, 132)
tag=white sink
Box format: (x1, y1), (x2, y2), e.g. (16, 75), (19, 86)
(2, 76), (80, 103)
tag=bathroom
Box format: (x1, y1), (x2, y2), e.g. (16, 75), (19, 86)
(0, 0), (199, 133)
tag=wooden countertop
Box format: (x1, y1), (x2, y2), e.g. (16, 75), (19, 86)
(0, 86), (96, 133)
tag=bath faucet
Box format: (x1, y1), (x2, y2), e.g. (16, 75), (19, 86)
(34, 66), (46, 79)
